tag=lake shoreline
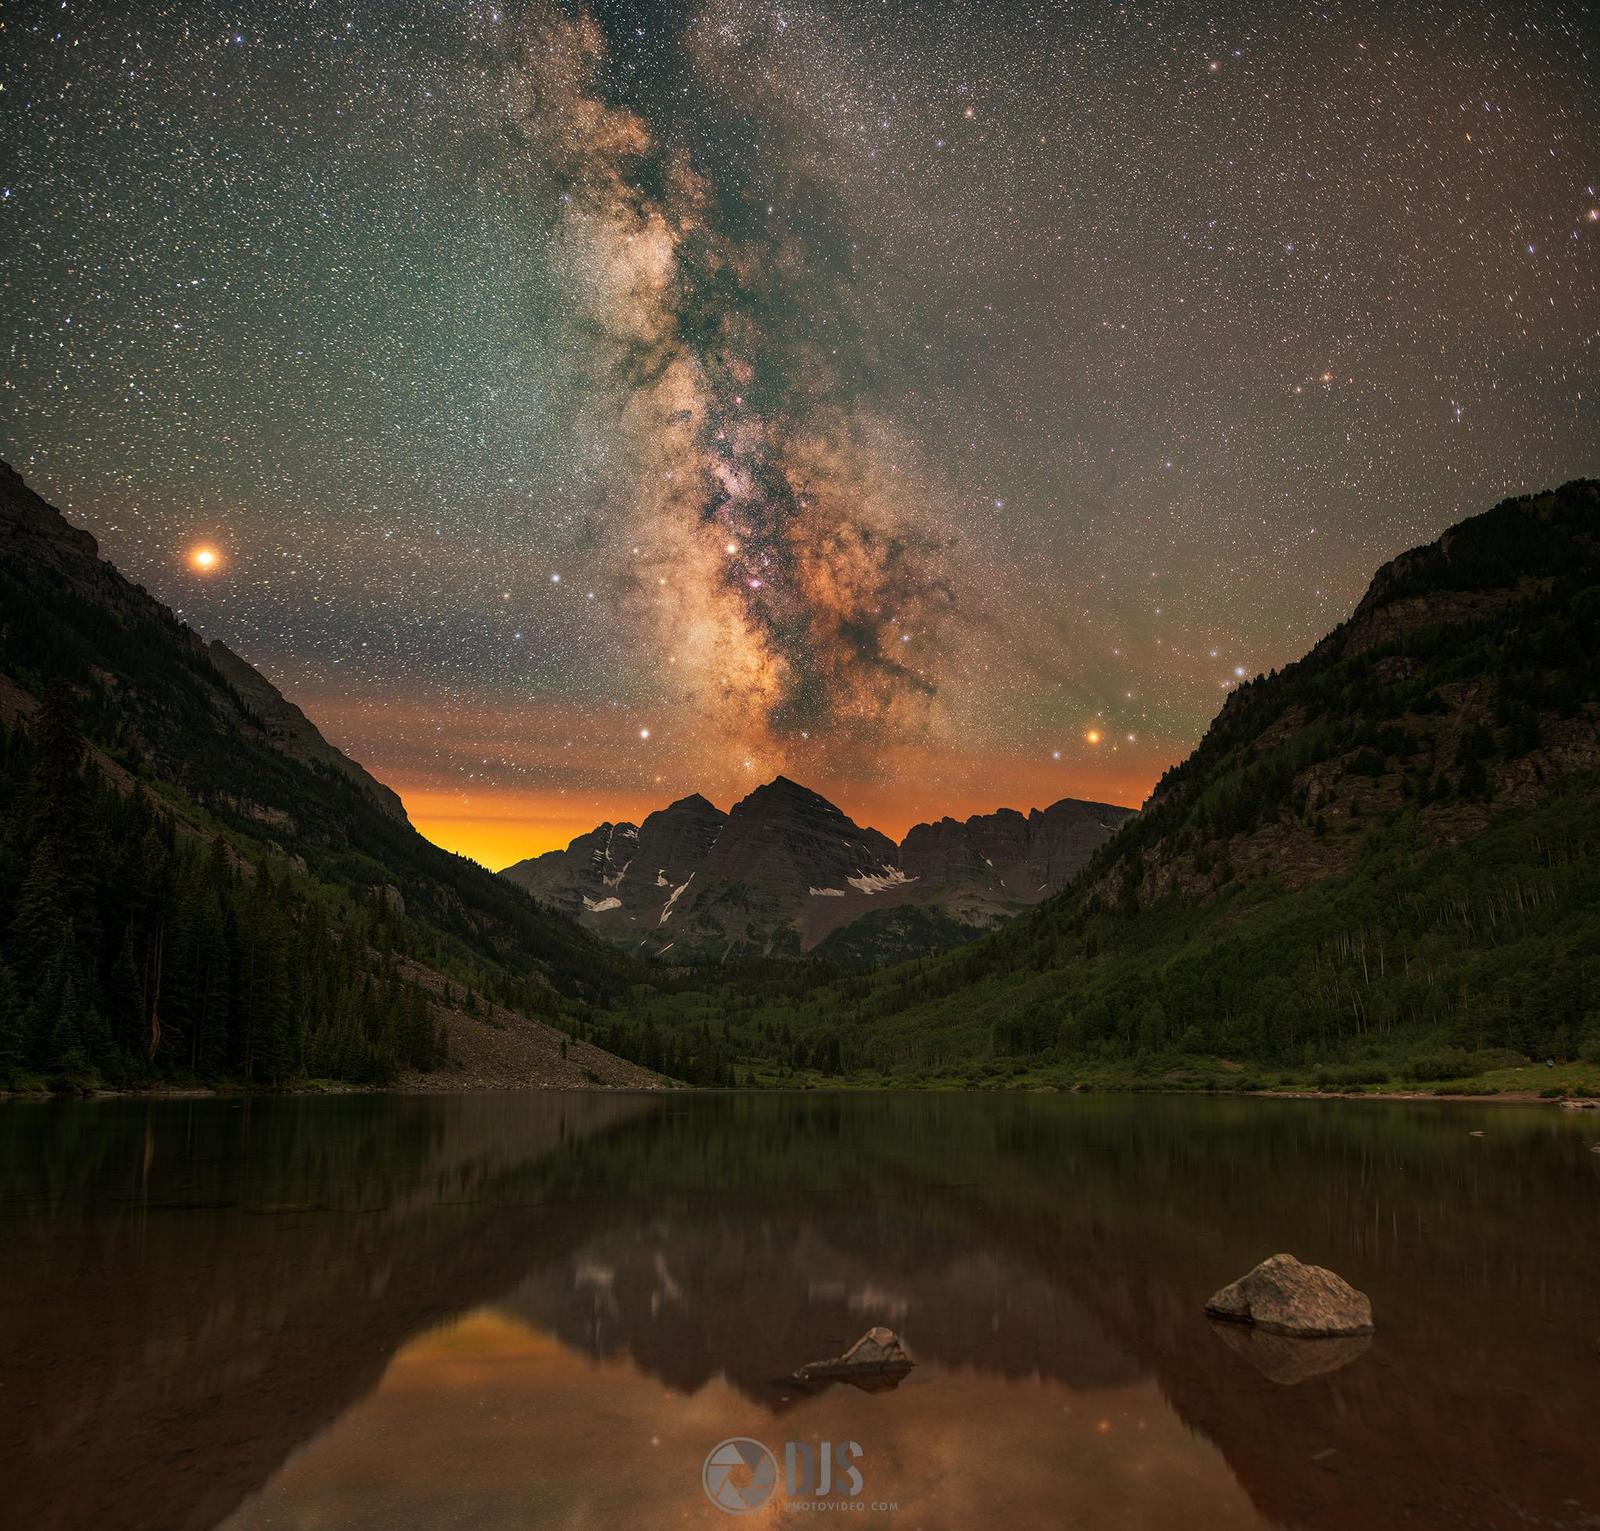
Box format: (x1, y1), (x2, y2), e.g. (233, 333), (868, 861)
(3, 1080), (1596, 1106)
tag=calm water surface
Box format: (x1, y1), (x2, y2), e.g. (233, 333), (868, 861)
(2, 1091), (1598, 1530)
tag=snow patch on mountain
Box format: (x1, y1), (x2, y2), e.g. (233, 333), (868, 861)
(846, 867), (917, 896)
(659, 875), (693, 925)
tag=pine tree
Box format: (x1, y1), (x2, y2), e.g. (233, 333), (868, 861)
(28, 682), (87, 833)
(44, 967), (89, 1078)
(108, 927), (148, 1070)
(0, 960), (23, 1076)
(9, 840), (69, 986)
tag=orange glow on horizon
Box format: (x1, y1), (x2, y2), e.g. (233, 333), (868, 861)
(299, 685), (1166, 870)
(402, 786), (685, 871)
(393, 751), (1160, 870)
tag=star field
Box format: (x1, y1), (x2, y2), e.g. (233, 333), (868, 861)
(2, 0), (1595, 866)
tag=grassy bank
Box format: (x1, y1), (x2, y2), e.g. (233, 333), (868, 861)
(732, 1054), (1600, 1101)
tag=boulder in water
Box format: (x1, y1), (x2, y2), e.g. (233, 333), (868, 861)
(1205, 1253), (1374, 1338)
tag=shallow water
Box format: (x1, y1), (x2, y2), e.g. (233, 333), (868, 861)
(2, 1090), (1597, 1530)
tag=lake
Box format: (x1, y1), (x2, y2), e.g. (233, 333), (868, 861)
(2, 1090), (1597, 1529)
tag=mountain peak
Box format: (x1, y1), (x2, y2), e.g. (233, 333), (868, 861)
(662, 792), (723, 816)
(752, 773), (814, 797)
(506, 773), (1136, 965)
(1339, 479), (1599, 657)
(733, 775), (846, 817)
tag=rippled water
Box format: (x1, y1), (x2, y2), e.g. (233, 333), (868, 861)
(2, 1090), (1597, 1530)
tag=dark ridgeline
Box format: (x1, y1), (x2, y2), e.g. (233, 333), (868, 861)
(502, 774), (1136, 965)
(712, 480), (1600, 1077)
(5, 456), (1599, 1086)
(0, 462), (668, 1090)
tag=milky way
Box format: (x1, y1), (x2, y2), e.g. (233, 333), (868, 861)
(506, 7), (959, 770)
(2, 1), (1596, 866)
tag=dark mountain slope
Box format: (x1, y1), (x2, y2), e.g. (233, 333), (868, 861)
(1102, 477), (1600, 908)
(0, 463), (612, 992)
(501, 794), (729, 929)
(0, 463), (669, 1089)
(766, 481), (1600, 1073)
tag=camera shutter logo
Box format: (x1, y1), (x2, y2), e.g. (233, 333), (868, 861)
(702, 1436), (779, 1514)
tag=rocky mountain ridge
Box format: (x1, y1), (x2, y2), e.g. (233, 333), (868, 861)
(826, 479), (1600, 1069)
(1104, 478), (1600, 911)
(502, 773), (1134, 964)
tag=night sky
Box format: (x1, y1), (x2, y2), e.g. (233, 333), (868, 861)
(3, 1), (1596, 867)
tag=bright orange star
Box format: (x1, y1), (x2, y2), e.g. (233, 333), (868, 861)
(186, 544), (222, 574)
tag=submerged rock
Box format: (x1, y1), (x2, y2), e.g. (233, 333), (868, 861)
(788, 1327), (916, 1393)
(1208, 1320), (1372, 1385)
(1205, 1253), (1375, 1338)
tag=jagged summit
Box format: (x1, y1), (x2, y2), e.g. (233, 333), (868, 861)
(503, 772), (1135, 965)
(665, 791), (720, 813)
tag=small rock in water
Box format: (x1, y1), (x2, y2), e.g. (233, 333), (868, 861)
(788, 1326), (916, 1393)
(1205, 1253), (1375, 1339)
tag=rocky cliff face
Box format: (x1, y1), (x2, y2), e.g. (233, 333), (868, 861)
(901, 799), (1136, 899)
(661, 777), (904, 960)
(502, 795), (729, 927)
(1104, 478), (1600, 911)
(635, 793), (727, 895)
(696, 776), (899, 899)
(504, 822), (641, 914)
(504, 774), (1135, 965)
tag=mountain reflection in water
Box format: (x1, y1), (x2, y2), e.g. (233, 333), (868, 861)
(1, 1091), (1597, 1530)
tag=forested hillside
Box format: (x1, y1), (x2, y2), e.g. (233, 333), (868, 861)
(0, 463), (672, 1090)
(644, 481), (1600, 1087)
(0, 693), (447, 1085)
(8, 459), (1597, 1095)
